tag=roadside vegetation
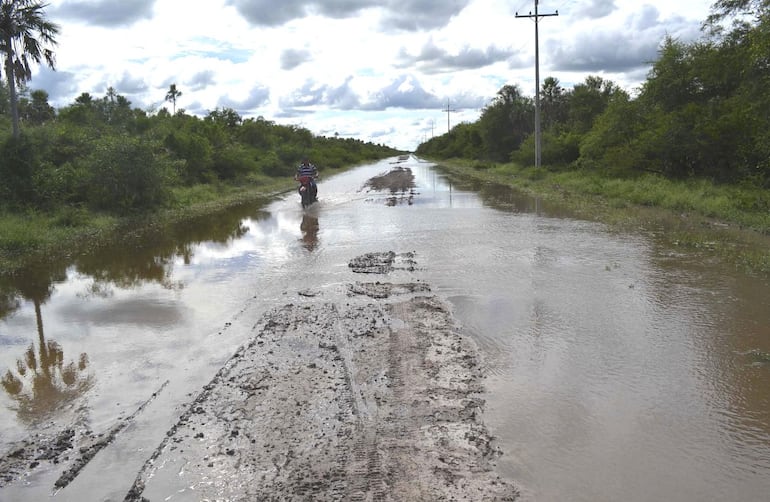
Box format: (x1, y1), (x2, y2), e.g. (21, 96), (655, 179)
(0, 2), (400, 276)
(0, 100), (400, 274)
(417, 0), (770, 274)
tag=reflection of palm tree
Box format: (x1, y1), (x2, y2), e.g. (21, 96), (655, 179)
(300, 215), (319, 251)
(1, 298), (92, 425)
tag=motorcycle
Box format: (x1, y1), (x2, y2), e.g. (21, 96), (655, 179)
(296, 175), (317, 209)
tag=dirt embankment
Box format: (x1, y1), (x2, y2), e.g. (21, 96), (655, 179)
(125, 251), (517, 501)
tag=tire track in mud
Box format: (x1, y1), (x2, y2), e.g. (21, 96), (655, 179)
(124, 252), (518, 501)
(332, 304), (389, 501)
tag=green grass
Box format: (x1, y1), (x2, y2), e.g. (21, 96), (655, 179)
(0, 209), (118, 272)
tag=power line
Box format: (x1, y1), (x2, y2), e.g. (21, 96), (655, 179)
(516, 1), (559, 168)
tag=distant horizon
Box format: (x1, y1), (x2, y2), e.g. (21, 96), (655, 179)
(25, 0), (712, 151)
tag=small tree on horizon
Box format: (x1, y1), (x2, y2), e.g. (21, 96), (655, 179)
(165, 83), (182, 115)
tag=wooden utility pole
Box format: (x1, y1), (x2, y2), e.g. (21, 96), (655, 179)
(443, 99), (456, 133)
(516, 1), (558, 168)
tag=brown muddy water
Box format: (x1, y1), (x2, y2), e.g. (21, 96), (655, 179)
(1, 157), (769, 501)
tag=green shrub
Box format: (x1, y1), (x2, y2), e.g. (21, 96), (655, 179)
(259, 151), (293, 177)
(32, 161), (88, 208)
(164, 129), (214, 183)
(52, 206), (90, 227)
(85, 135), (177, 214)
(211, 143), (257, 180)
(0, 134), (38, 205)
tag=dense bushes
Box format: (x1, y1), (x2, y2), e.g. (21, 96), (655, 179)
(0, 92), (400, 215)
(417, 5), (770, 188)
(85, 135), (178, 214)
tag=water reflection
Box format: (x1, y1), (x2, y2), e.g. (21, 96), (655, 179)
(0, 201), (272, 321)
(1, 300), (92, 424)
(2, 340), (92, 425)
(429, 167), (563, 216)
(0, 254), (68, 321)
(72, 210), (254, 290)
(0, 290), (20, 319)
(0, 159), (767, 500)
(1, 202), (272, 424)
(300, 215), (319, 252)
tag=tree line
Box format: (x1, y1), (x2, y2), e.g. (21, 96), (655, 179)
(417, 0), (770, 188)
(0, 86), (399, 214)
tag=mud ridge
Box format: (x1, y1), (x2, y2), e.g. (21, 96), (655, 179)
(362, 167), (418, 206)
(124, 253), (518, 501)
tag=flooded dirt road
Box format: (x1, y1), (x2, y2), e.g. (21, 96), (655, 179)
(126, 258), (516, 501)
(1, 156), (769, 501)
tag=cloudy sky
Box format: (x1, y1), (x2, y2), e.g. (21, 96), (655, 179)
(29, 0), (714, 151)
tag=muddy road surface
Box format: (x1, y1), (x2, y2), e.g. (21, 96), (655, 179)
(127, 254), (516, 501)
(1, 165), (517, 501)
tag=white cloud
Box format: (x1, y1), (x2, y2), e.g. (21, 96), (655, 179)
(218, 85), (271, 113)
(573, 0), (618, 20)
(280, 48), (313, 70)
(397, 38), (517, 74)
(51, 0), (156, 27)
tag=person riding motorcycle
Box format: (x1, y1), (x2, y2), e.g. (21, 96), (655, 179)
(295, 157), (318, 202)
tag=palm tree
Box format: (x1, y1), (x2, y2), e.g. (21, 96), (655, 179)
(0, 0), (59, 138)
(165, 83), (182, 115)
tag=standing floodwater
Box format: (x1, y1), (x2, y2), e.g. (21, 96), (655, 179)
(0, 157), (768, 500)
(417, 174), (770, 501)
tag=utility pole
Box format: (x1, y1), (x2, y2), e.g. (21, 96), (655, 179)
(516, 1), (558, 168)
(442, 99), (456, 134)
